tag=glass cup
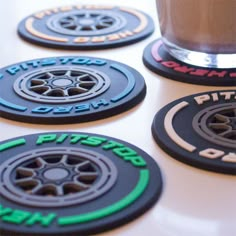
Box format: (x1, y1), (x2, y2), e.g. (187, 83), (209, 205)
(156, 0), (236, 68)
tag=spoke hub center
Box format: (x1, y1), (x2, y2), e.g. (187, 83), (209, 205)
(43, 168), (69, 180)
(52, 78), (73, 87)
(79, 19), (96, 25)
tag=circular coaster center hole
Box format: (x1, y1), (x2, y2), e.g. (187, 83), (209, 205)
(52, 78), (73, 87)
(44, 168), (69, 180)
(79, 19), (95, 25)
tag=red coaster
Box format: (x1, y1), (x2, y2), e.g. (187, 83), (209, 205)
(143, 39), (236, 86)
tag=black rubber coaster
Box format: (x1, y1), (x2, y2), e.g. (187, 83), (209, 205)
(0, 56), (146, 124)
(17, 5), (154, 50)
(143, 39), (236, 86)
(152, 90), (236, 175)
(0, 132), (162, 236)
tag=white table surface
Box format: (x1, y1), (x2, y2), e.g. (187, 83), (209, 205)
(1, 1), (236, 236)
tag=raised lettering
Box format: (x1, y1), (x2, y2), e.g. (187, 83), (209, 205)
(70, 134), (88, 144)
(32, 106), (53, 114)
(113, 147), (146, 167)
(91, 99), (109, 109)
(199, 148), (225, 159)
(161, 61), (180, 68)
(7, 66), (20, 75)
(36, 134), (57, 145)
(222, 153), (236, 163)
(219, 91), (235, 100)
(41, 58), (57, 66)
(26, 213), (56, 227)
(53, 106), (73, 114)
(81, 136), (107, 147)
(102, 141), (124, 150)
(74, 104), (90, 112)
(207, 70), (227, 78)
(2, 210), (31, 224)
(190, 69), (209, 76)
(194, 94), (211, 105)
(174, 66), (195, 73)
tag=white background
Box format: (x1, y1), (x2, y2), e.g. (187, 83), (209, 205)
(0, 1), (236, 236)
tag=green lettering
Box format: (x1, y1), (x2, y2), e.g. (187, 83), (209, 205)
(56, 134), (69, 144)
(70, 134), (88, 144)
(81, 136), (107, 147)
(26, 213), (56, 227)
(113, 147), (146, 167)
(36, 134), (57, 145)
(2, 210), (30, 224)
(113, 147), (136, 156)
(0, 205), (12, 216)
(123, 155), (146, 167)
(102, 141), (124, 150)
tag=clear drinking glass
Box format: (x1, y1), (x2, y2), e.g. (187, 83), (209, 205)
(156, 0), (236, 68)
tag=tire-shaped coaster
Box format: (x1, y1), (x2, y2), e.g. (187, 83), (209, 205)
(152, 90), (236, 175)
(0, 132), (162, 235)
(143, 39), (236, 86)
(0, 56), (146, 124)
(18, 5), (154, 50)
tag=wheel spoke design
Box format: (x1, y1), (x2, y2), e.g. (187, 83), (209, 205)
(1, 148), (117, 207)
(58, 13), (115, 32)
(16, 166), (35, 177)
(14, 178), (40, 194)
(14, 67), (111, 104)
(13, 154), (100, 196)
(214, 113), (230, 122)
(35, 157), (47, 167)
(193, 104), (236, 148)
(29, 70), (95, 97)
(208, 108), (236, 140)
(46, 10), (127, 36)
(78, 172), (99, 186)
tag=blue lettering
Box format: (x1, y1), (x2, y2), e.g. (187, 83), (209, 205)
(7, 66), (20, 75)
(86, 59), (107, 66)
(32, 106), (53, 114)
(53, 106), (73, 114)
(71, 57), (107, 66)
(30, 99), (110, 115)
(91, 99), (109, 109)
(72, 57), (90, 65)
(41, 58), (57, 66)
(20, 63), (28, 70)
(74, 104), (90, 112)
(26, 60), (40, 68)
(59, 57), (73, 65)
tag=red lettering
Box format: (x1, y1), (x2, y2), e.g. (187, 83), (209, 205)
(161, 61), (180, 68)
(229, 72), (236, 77)
(190, 69), (209, 76)
(207, 70), (227, 78)
(174, 66), (195, 74)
